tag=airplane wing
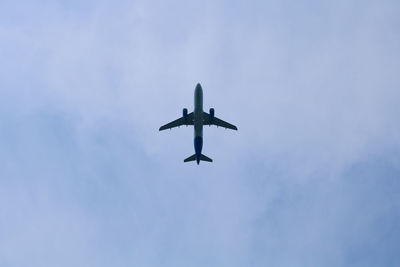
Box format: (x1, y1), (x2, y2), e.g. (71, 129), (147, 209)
(203, 112), (238, 130)
(159, 112), (194, 131)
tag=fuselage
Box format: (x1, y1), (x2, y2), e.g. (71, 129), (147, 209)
(194, 83), (203, 164)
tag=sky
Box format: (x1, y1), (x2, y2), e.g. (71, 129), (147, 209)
(0, 0), (400, 266)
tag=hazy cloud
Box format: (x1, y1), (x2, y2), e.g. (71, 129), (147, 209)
(0, 0), (399, 266)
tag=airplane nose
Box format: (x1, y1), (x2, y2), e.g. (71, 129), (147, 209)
(195, 83), (203, 95)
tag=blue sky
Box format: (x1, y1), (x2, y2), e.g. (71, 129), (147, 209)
(1, 0), (400, 266)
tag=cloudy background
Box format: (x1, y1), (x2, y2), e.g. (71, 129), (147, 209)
(1, 0), (400, 266)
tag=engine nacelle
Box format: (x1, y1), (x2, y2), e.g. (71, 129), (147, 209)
(183, 108), (188, 119)
(209, 108), (215, 121)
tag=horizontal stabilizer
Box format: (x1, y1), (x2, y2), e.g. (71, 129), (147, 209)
(200, 154), (213, 162)
(184, 154), (196, 162)
(183, 154), (213, 163)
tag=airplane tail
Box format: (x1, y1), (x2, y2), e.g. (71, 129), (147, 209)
(200, 154), (213, 162)
(184, 154), (213, 163)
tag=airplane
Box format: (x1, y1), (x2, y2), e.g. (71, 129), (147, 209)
(159, 83), (238, 164)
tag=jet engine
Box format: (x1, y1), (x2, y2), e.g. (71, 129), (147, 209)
(183, 108), (188, 120)
(209, 108), (215, 121)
